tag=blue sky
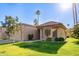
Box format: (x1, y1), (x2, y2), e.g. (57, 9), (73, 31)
(0, 3), (79, 28)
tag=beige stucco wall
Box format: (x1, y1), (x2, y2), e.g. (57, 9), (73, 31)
(0, 28), (8, 39)
(11, 25), (38, 41)
(11, 30), (21, 41)
(0, 32), (3, 39)
(0, 25), (66, 41)
(57, 28), (66, 39)
(0, 31), (2, 39)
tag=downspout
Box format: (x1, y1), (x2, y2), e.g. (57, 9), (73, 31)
(42, 29), (43, 40)
(20, 23), (22, 41)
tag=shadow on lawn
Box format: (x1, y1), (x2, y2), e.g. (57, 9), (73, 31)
(14, 41), (65, 54)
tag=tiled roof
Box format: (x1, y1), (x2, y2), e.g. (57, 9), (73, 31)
(39, 21), (61, 26)
(20, 23), (35, 27)
(36, 21), (66, 29)
(19, 21), (66, 29)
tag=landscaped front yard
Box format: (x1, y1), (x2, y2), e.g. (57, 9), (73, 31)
(0, 38), (79, 56)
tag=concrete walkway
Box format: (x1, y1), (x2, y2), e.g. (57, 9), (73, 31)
(0, 39), (13, 44)
(0, 39), (41, 44)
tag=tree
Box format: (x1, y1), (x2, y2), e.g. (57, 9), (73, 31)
(72, 24), (79, 39)
(45, 29), (51, 38)
(1, 16), (20, 40)
(35, 10), (40, 25)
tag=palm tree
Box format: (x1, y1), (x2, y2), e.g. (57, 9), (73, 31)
(35, 10), (40, 25)
(72, 3), (78, 26)
(34, 18), (38, 25)
(67, 24), (70, 27)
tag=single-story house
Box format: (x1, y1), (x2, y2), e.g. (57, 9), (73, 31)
(0, 21), (67, 41)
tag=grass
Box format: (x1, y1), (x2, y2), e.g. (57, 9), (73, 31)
(65, 38), (79, 43)
(0, 38), (78, 56)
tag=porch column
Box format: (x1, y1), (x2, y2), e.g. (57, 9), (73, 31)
(50, 29), (52, 38)
(40, 29), (43, 40)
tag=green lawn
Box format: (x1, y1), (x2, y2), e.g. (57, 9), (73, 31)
(0, 38), (79, 56)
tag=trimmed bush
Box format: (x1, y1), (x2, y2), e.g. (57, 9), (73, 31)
(54, 37), (58, 41)
(46, 37), (52, 41)
(59, 37), (64, 41)
(55, 37), (64, 41)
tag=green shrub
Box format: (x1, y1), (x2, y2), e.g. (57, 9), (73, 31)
(59, 37), (64, 41)
(55, 37), (64, 41)
(71, 24), (79, 39)
(54, 37), (58, 41)
(46, 37), (52, 41)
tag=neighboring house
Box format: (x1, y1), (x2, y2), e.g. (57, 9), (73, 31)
(0, 21), (67, 41)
